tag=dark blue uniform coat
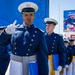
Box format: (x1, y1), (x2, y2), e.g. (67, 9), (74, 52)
(0, 45), (10, 75)
(71, 45), (75, 56)
(45, 32), (66, 68)
(66, 45), (73, 65)
(0, 24), (48, 75)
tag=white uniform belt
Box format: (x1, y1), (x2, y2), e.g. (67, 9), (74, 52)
(10, 54), (36, 75)
(11, 54), (36, 62)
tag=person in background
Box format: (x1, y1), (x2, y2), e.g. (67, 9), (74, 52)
(64, 39), (73, 75)
(44, 18), (66, 75)
(0, 2), (48, 75)
(66, 13), (73, 25)
(69, 38), (75, 75)
(0, 26), (11, 75)
(65, 13), (74, 31)
(72, 13), (75, 26)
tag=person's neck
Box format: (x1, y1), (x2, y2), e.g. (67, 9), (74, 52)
(48, 31), (53, 35)
(23, 22), (33, 26)
(26, 24), (32, 26)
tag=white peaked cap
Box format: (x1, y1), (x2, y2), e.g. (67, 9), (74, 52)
(18, 2), (38, 13)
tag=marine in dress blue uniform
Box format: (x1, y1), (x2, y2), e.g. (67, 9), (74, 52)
(0, 26), (10, 75)
(0, 2), (48, 75)
(44, 18), (66, 75)
(66, 13), (73, 25)
(69, 38), (75, 75)
(64, 39), (73, 66)
(64, 39), (73, 75)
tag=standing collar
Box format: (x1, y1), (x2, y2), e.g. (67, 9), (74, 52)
(23, 23), (34, 29)
(47, 32), (54, 36)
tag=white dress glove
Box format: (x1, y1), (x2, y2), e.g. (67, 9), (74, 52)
(5, 20), (19, 34)
(65, 65), (69, 68)
(57, 66), (62, 72)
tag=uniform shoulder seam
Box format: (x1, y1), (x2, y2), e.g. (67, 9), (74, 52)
(35, 27), (44, 33)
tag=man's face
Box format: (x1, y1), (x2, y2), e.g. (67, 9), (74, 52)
(64, 43), (69, 47)
(22, 12), (34, 26)
(46, 24), (55, 34)
(70, 41), (75, 46)
(69, 15), (73, 18)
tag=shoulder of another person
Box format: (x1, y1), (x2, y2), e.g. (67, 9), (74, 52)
(54, 33), (62, 37)
(35, 27), (44, 33)
(53, 32), (59, 36)
(53, 33), (62, 39)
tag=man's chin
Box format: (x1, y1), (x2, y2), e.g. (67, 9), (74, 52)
(25, 23), (32, 26)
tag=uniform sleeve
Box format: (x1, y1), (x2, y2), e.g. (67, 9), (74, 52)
(65, 47), (68, 65)
(0, 46), (10, 59)
(36, 33), (49, 75)
(68, 46), (73, 65)
(58, 36), (66, 68)
(0, 30), (10, 46)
